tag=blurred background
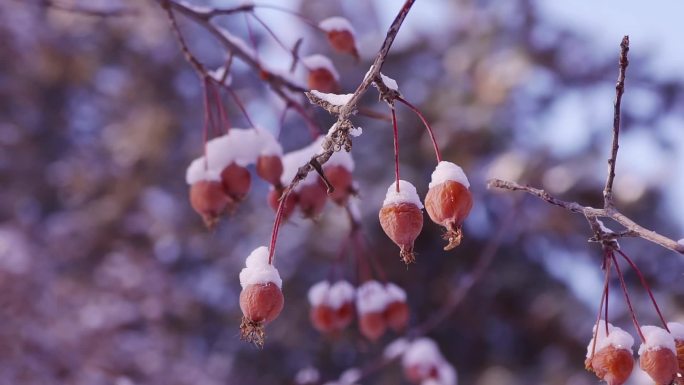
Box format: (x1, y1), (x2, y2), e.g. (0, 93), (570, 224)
(1, 0), (683, 384)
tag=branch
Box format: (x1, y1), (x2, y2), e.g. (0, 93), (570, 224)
(487, 179), (684, 254)
(603, 36), (629, 207)
(42, 0), (137, 17)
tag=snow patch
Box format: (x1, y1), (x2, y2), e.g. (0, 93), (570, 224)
(239, 246), (282, 289)
(402, 338), (443, 367)
(318, 17), (355, 34)
(383, 180), (424, 209)
(429, 161), (470, 189)
(310, 90), (354, 106)
(186, 157), (222, 185)
(639, 325), (676, 355)
(355, 280), (389, 314)
(586, 321), (634, 358)
(385, 283), (407, 302)
(303, 54), (339, 80)
(384, 338), (409, 359)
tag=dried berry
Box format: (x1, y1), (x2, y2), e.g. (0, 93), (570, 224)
(425, 161), (473, 250)
(239, 282), (284, 347)
(379, 180), (424, 264)
(638, 325), (679, 385)
(189, 180), (233, 228)
(585, 346), (634, 385)
(221, 162), (251, 201)
(256, 154), (284, 187)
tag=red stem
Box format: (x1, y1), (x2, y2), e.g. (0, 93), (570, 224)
(243, 13), (259, 62)
(201, 79), (212, 168)
(391, 104), (400, 192)
(396, 96), (442, 163)
(591, 255), (611, 358)
(267, 189), (289, 265)
(611, 252), (645, 342)
(615, 249), (669, 331)
(210, 81), (231, 133)
(226, 86), (256, 128)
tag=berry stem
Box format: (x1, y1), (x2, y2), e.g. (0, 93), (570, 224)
(225, 86), (256, 128)
(201, 79), (212, 169)
(611, 251), (646, 342)
(396, 96), (442, 163)
(615, 249), (669, 331)
(267, 189), (289, 265)
(590, 254), (611, 358)
(210, 81), (231, 133)
(390, 103), (400, 192)
(243, 13), (259, 62)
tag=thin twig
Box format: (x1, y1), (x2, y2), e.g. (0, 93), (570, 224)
(603, 36), (630, 208)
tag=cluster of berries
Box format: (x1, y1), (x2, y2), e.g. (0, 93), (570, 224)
(384, 338), (457, 385)
(269, 136), (355, 221)
(379, 161), (473, 263)
(308, 280), (409, 341)
(585, 321), (684, 385)
(186, 130), (355, 226)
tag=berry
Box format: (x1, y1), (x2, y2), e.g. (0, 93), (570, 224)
(324, 165), (353, 205)
(268, 188), (298, 221)
(297, 181), (328, 218)
(256, 155), (284, 187)
(307, 67), (339, 94)
(239, 282), (284, 348)
(220, 162), (251, 201)
(359, 312), (386, 341)
(384, 300), (409, 332)
(640, 348), (678, 385)
(189, 180), (232, 228)
(585, 346), (634, 385)
(425, 162), (473, 250)
(326, 30), (359, 60)
(379, 202), (424, 264)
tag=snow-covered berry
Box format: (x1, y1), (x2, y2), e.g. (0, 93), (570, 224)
(256, 154), (284, 187)
(303, 55), (340, 93)
(638, 325), (678, 385)
(384, 283), (409, 332)
(319, 17), (359, 60)
(584, 321), (634, 385)
(189, 180), (233, 228)
(238, 247), (284, 347)
(379, 180), (424, 264)
(424, 161), (473, 250)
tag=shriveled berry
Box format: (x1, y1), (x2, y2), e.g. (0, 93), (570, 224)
(640, 348), (678, 385)
(379, 202), (424, 264)
(239, 282), (284, 347)
(189, 180), (232, 228)
(221, 163), (251, 201)
(256, 155), (284, 187)
(585, 346), (634, 385)
(425, 180), (473, 250)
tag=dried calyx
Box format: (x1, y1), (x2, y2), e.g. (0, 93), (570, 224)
(379, 180), (424, 264)
(238, 246), (284, 347)
(424, 161), (473, 250)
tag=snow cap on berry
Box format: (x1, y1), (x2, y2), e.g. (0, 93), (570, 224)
(328, 280), (355, 309)
(639, 325), (676, 354)
(302, 54), (340, 81)
(385, 282), (407, 302)
(239, 246), (282, 289)
(307, 280), (331, 306)
(429, 161), (470, 189)
(586, 321), (634, 358)
(383, 180), (423, 209)
(356, 280), (389, 314)
(402, 338), (443, 368)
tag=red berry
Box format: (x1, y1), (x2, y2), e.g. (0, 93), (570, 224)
(220, 163), (251, 201)
(640, 348), (678, 385)
(307, 67), (339, 93)
(239, 282), (284, 347)
(403, 364), (439, 384)
(358, 312), (386, 341)
(310, 304), (337, 333)
(326, 30), (359, 60)
(334, 301), (355, 330)
(189, 180), (232, 228)
(324, 165), (353, 205)
(297, 182), (328, 218)
(256, 155), (284, 187)
(424, 180), (473, 250)
(585, 346), (634, 385)
(268, 188), (298, 221)
(379, 202), (424, 264)
(384, 300), (409, 332)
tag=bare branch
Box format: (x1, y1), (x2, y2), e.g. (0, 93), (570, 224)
(603, 35), (630, 207)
